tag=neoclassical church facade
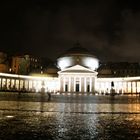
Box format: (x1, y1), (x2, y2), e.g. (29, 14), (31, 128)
(0, 45), (140, 94)
(57, 46), (98, 93)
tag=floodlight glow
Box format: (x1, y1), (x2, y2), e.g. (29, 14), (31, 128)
(57, 57), (72, 70)
(58, 60), (68, 70)
(43, 78), (59, 92)
(82, 57), (99, 70)
(6, 115), (14, 118)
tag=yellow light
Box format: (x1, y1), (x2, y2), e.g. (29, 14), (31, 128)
(6, 115), (14, 118)
(57, 57), (72, 70)
(82, 57), (99, 70)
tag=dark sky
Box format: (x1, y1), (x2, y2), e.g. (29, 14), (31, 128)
(1, 0), (140, 62)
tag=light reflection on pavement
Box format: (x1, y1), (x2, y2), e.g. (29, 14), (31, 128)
(0, 93), (140, 140)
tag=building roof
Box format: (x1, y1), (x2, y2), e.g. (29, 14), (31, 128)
(59, 43), (97, 58)
(66, 44), (89, 54)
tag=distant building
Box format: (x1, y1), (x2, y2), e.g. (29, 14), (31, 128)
(0, 52), (9, 73)
(11, 54), (41, 74)
(98, 62), (140, 77)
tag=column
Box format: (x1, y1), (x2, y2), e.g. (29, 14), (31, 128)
(69, 77), (71, 92)
(63, 77), (66, 92)
(18, 79), (21, 90)
(89, 77), (92, 92)
(136, 81), (137, 94)
(92, 77), (95, 93)
(31, 80), (33, 89)
(79, 77), (81, 92)
(81, 77), (84, 92)
(0, 78), (2, 89)
(60, 77), (62, 92)
(84, 77), (87, 92)
(74, 77), (76, 92)
(27, 80), (29, 91)
(71, 77), (74, 92)
(99, 82), (101, 94)
(29, 80), (32, 92)
(59, 76), (62, 92)
(131, 82), (132, 93)
(126, 82), (128, 93)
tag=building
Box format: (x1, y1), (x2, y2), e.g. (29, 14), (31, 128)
(11, 54), (41, 75)
(1, 44), (140, 94)
(98, 62), (140, 77)
(0, 52), (9, 73)
(57, 45), (99, 93)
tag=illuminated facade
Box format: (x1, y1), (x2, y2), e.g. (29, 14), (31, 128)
(0, 45), (140, 94)
(57, 45), (99, 93)
(1, 72), (140, 94)
(0, 73), (59, 93)
(58, 65), (97, 92)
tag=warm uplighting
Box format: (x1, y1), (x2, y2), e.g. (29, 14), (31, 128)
(0, 73), (59, 93)
(82, 57), (99, 70)
(57, 57), (72, 70)
(6, 115), (14, 118)
(1, 72), (140, 94)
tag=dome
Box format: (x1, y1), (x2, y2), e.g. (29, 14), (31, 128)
(57, 43), (99, 70)
(62, 43), (96, 57)
(65, 45), (89, 55)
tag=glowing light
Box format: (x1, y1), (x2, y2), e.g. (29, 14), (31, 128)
(57, 55), (99, 70)
(82, 57), (99, 70)
(33, 81), (42, 92)
(57, 57), (72, 70)
(6, 115), (14, 118)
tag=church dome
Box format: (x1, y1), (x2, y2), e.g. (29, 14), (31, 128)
(65, 46), (89, 55)
(57, 43), (99, 70)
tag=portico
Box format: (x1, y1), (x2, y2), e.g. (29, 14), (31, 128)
(58, 65), (98, 93)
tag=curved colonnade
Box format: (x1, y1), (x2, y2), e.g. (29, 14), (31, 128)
(0, 73), (59, 93)
(0, 73), (140, 94)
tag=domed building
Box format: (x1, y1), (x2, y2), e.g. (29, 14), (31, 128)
(57, 44), (99, 70)
(57, 43), (99, 93)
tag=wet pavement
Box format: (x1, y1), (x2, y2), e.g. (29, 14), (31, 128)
(0, 92), (140, 140)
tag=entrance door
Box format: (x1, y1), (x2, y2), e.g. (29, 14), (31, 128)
(76, 84), (79, 92)
(65, 84), (68, 92)
(87, 85), (90, 92)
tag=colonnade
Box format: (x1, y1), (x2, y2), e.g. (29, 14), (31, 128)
(97, 79), (140, 94)
(0, 77), (42, 92)
(0, 73), (59, 93)
(1, 73), (140, 94)
(59, 76), (95, 93)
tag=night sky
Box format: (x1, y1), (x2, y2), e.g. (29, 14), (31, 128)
(1, 0), (140, 62)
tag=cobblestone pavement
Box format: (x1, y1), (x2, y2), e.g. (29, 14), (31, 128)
(0, 92), (140, 140)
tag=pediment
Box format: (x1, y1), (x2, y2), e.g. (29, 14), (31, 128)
(58, 65), (97, 74)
